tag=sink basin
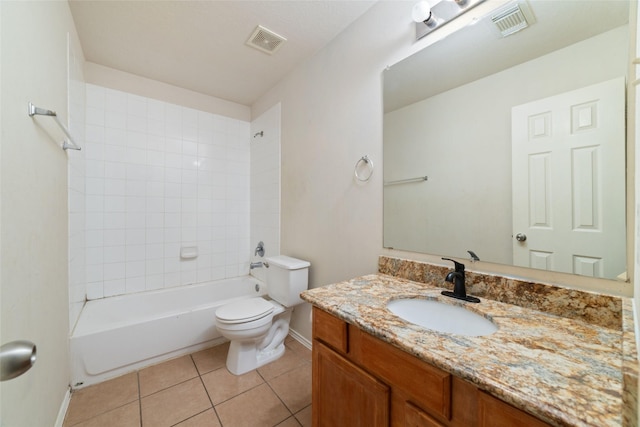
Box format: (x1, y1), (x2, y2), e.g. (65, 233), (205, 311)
(387, 299), (498, 336)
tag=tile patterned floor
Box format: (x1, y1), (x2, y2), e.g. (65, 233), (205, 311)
(63, 336), (312, 427)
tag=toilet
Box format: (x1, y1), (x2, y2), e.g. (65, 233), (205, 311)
(215, 255), (310, 375)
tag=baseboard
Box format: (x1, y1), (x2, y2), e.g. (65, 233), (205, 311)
(288, 328), (312, 350)
(55, 387), (71, 427)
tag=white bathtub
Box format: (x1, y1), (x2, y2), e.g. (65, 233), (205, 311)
(70, 276), (266, 388)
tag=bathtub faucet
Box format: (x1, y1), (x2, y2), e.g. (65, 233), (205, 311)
(254, 241), (265, 257)
(250, 261), (269, 269)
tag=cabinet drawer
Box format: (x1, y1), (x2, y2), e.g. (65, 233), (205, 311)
(353, 328), (452, 420)
(313, 307), (348, 354)
(477, 391), (551, 427)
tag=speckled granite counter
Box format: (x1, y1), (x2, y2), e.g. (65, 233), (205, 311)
(301, 272), (638, 427)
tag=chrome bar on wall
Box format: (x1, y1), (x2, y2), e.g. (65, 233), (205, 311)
(383, 176), (428, 186)
(28, 102), (81, 151)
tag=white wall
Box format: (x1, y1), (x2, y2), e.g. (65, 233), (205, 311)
(384, 27), (628, 265)
(85, 62), (249, 122)
(252, 0), (633, 341)
(1, 1), (79, 424)
(250, 103), (282, 282)
(68, 32), (87, 331)
(252, 0), (422, 340)
(82, 84), (251, 299)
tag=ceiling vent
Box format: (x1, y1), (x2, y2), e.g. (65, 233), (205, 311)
(246, 25), (287, 55)
(491, 2), (535, 37)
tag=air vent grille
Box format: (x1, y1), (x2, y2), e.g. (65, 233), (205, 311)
(246, 25), (287, 55)
(492, 4), (530, 37)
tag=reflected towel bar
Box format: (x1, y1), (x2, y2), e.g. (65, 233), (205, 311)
(384, 176), (428, 186)
(28, 102), (81, 151)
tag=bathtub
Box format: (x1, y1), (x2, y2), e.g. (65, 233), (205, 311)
(70, 276), (266, 388)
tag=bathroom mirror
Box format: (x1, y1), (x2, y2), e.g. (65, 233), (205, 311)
(383, 0), (630, 281)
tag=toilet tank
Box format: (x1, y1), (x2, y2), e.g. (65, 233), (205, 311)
(265, 255), (310, 307)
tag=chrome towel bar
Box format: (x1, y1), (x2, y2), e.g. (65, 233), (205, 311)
(28, 102), (81, 151)
(384, 176), (428, 186)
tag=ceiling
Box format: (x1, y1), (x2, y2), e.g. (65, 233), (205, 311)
(69, 0), (377, 106)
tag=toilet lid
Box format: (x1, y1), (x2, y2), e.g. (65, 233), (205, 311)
(216, 298), (274, 324)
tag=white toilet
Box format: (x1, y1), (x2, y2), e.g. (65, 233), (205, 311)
(215, 255), (310, 375)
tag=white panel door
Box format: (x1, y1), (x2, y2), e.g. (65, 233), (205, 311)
(511, 77), (625, 279)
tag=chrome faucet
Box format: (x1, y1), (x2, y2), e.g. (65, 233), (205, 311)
(254, 241), (265, 257)
(250, 261), (269, 269)
(441, 258), (480, 303)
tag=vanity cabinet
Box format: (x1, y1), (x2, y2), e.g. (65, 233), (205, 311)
(312, 307), (551, 427)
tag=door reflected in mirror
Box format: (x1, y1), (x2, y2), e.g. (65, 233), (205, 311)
(383, 0), (630, 281)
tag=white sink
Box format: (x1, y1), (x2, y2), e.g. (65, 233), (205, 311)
(386, 299), (498, 337)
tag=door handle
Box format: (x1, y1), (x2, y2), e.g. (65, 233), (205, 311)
(0, 340), (36, 381)
(515, 233), (527, 242)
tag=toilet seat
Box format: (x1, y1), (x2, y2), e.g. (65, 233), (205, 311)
(216, 298), (274, 324)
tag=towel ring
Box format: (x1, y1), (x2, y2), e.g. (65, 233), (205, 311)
(354, 155), (374, 182)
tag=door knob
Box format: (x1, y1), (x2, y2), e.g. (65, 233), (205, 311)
(515, 233), (527, 242)
(0, 340), (36, 381)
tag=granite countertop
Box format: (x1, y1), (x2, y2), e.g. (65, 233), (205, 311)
(301, 273), (635, 427)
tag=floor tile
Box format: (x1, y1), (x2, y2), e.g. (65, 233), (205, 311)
(201, 367), (264, 404)
(275, 416), (302, 426)
(174, 409), (221, 427)
(64, 337), (313, 427)
(215, 383), (291, 427)
(268, 364), (312, 413)
(64, 372), (139, 426)
(139, 355), (198, 396)
(191, 342), (229, 375)
(69, 401), (140, 427)
(294, 405), (312, 427)
(285, 339), (312, 363)
(257, 347), (308, 381)
(141, 378), (212, 427)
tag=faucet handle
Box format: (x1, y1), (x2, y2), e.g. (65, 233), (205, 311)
(254, 241), (265, 257)
(442, 257), (465, 272)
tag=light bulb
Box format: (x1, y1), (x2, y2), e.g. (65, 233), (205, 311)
(412, 1), (432, 24)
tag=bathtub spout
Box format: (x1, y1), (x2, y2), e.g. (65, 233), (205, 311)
(250, 261), (269, 269)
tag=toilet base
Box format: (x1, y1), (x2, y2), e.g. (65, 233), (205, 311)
(224, 308), (292, 375)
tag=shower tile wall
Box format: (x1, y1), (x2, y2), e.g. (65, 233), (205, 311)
(68, 42), (87, 327)
(249, 103), (281, 282)
(84, 84), (250, 299)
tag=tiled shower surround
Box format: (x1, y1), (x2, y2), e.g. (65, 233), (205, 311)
(83, 84), (251, 299)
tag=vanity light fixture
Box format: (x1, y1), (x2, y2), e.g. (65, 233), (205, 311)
(413, 0), (487, 41)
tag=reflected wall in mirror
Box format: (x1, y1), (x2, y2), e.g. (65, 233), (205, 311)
(383, 0), (630, 281)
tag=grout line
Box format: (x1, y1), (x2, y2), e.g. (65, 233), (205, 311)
(210, 378), (267, 406)
(137, 371), (143, 426)
(169, 408), (214, 427)
(292, 404), (311, 426)
(139, 375), (201, 399)
(194, 354), (225, 426)
(264, 377), (295, 418)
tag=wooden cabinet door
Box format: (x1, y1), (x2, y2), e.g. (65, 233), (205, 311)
(313, 341), (390, 427)
(405, 401), (446, 427)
